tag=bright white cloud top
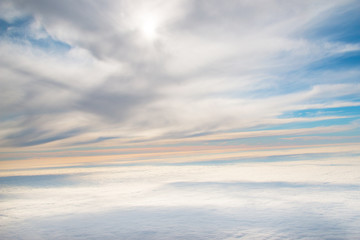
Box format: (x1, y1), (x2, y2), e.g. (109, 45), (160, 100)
(1, 159), (360, 239)
(0, 0), (360, 239)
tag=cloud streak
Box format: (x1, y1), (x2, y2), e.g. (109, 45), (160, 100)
(0, 0), (360, 149)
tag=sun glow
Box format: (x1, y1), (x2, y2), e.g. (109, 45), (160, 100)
(141, 16), (158, 40)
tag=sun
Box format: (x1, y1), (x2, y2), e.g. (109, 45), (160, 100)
(140, 15), (158, 41)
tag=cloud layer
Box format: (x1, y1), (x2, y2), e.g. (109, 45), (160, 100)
(1, 0), (360, 148)
(1, 158), (360, 239)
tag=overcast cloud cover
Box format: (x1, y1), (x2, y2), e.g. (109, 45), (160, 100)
(1, 159), (360, 239)
(1, 0), (360, 239)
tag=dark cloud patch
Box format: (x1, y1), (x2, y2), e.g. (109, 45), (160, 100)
(0, 73), (83, 146)
(74, 136), (120, 146)
(0, 59), (74, 115)
(5, 127), (85, 147)
(0, 173), (85, 188)
(9, 0), (110, 32)
(76, 78), (156, 123)
(78, 91), (140, 121)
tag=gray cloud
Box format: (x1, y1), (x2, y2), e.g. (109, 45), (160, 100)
(5, 127), (85, 147)
(77, 85), (153, 123)
(9, 0), (110, 31)
(0, 173), (86, 187)
(1, 0), (360, 147)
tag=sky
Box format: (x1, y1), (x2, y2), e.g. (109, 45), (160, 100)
(1, 0), (360, 239)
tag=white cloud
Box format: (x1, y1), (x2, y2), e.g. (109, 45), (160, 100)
(1, 158), (360, 239)
(0, 0), (359, 147)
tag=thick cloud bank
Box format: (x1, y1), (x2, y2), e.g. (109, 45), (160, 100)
(1, 158), (360, 239)
(1, 0), (360, 147)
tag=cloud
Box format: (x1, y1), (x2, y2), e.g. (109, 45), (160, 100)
(1, 2), (360, 239)
(1, 0), (360, 148)
(1, 159), (360, 239)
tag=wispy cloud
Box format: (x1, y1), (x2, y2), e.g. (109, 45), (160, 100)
(1, 0), (360, 148)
